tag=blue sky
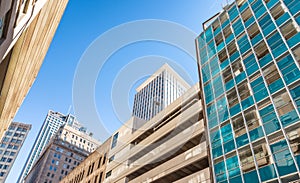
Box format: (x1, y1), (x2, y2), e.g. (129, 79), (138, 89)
(7, 0), (227, 181)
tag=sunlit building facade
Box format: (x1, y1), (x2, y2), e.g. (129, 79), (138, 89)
(196, 0), (300, 182)
(0, 122), (31, 182)
(132, 64), (190, 122)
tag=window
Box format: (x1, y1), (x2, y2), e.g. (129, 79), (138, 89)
(232, 114), (246, 137)
(241, 8), (252, 22)
(111, 132), (119, 149)
(273, 90), (299, 127)
(277, 54), (300, 84)
(239, 145), (255, 172)
(244, 108), (260, 131)
(227, 88), (239, 108)
(109, 155), (115, 163)
(270, 3), (285, 20)
(102, 153), (107, 165)
(105, 170), (112, 178)
(262, 63), (284, 93)
(254, 41), (269, 60)
(280, 20), (298, 40)
(292, 45), (300, 65)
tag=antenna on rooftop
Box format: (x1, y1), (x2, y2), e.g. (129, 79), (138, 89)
(67, 105), (72, 115)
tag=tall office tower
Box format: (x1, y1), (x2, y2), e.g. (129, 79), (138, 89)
(132, 64), (191, 122)
(0, 0), (69, 139)
(196, 0), (300, 182)
(18, 111), (83, 182)
(0, 122), (31, 182)
(24, 123), (101, 183)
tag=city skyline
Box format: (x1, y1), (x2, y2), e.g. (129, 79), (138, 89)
(7, 0), (228, 182)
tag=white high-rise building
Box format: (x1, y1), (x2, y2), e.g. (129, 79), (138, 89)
(132, 64), (191, 122)
(18, 110), (85, 183)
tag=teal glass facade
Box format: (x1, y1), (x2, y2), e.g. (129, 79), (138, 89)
(197, 0), (300, 182)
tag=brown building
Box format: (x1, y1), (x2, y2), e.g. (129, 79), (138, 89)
(0, 0), (69, 139)
(24, 123), (101, 183)
(60, 137), (112, 183)
(24, 138), (88, 183)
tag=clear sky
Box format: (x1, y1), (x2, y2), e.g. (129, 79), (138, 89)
(6, 0), (227, 182)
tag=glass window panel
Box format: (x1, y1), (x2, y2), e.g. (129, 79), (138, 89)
(290, 85), (300, 112)
(212, 145), (223, 159)
(208, 41), (217, 58)
(270, 140), (297, 176)
(258, 14), (276, 36)
(259, 104), (281, 134)
(236, 133), (249, 147)
(249, 126), (264, 141)
(205, 26), (213, 42)
(276, 12), (291, 27)
(211, 57), (221, 77)
(237, 34), (251, 54)
(287, 32), (300, 48)
(267, 32), (288, 58)
(202, 64), (211, 83)
(232, 19), (244, 36)
(228, 4), (239, 21)
(258, 53), (273, 68)
(258, 164), (277, 181)
(251, 0), (267, 18)
(229, 175), (242, 182)
(224, 140), (236, 153)
(217, 97), (229, 122)
(243, 169), (260, 183)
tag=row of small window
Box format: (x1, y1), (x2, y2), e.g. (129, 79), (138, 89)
(0, 150), (16, 157)
(64, 157), (80, 166)
(8, 125), (28, 132)
(0, 143), (19, 150)
(5, 131), (26, 137)
(2, 137), (22, 144)
(71, 134), (93, 147)
(213, 137), (300, 183)
(0, 164), (9, 170)
(0, 157), (12, 163)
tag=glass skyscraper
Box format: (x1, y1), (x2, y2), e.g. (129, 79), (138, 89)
(196, 0), (300, 182)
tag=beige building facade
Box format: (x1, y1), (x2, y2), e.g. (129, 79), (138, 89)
(0, 0), (69, 139)
(61, 84), (211, 183)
